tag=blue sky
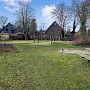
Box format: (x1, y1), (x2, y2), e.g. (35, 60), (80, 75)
(0, 0), (72, 30)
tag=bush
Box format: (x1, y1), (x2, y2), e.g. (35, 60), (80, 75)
(73, 33), (90, 46)
(0, 44), (17, 53)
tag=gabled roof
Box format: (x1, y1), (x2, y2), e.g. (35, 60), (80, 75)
(0, 28), (2, 32)
(1, 23), (16, 32)
(45, 21), (63, 33)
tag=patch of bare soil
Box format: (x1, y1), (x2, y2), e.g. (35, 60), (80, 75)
(31, 42), (51, 45)
(0, 44), (17, 54)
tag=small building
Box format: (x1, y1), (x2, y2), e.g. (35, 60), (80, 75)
(0, 23), (26, 40)
(45, 21), (64, 40)
(39, 29), (45, 40)
(0, 23), (16, 34)
(65, 31), (74, 41)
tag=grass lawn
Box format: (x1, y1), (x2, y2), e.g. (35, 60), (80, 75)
(0, 41), (90, 90)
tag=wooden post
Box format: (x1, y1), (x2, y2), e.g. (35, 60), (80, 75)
(50, 35), (52, 44)
(38, 32), (39, 43)
(33, 33), (35, 43)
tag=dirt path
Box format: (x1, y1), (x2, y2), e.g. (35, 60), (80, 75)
(31, 42), (51, 45)
(0, 41), (51, 45)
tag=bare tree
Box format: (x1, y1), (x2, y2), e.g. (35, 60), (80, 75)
(30, 19), (37, 34)
(72, 0), (90, 45)
(39, 23), (46, 31)
(52, 2), (71, 30)
(29, 19), (37, 40)
(71, 16), (79, 33)
(0, 16), (8, 29)
(72, 0), (90, 36)
(15, 1), (34, 39)
(85, 0), (90, 29)
(52, 2), (71, 39)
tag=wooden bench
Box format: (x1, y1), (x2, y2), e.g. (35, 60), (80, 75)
(78, 53), (90, 63)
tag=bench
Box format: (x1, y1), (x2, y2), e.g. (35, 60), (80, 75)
(78, 53), (90, 63)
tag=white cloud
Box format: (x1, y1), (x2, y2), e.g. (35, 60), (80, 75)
(4, 6), (16, 13)
(0, 0), (32, 12)
(23, 0), (31, 3)
(0, 0), (18, 7)
(42, 5), (55, 17)
(41, 5), (56, 29)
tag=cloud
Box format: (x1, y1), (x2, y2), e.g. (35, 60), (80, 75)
(23, 0), (31, 3)
(41, 5), (56, 29)
(0, 0), (32, 12)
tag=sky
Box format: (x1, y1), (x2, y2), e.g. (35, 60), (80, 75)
(0, 0), (72, 30)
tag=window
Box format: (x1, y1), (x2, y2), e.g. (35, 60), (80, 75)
(11, 30), (14, 33)
(6, 29), (8, 31)
(54, 22), (56, 25)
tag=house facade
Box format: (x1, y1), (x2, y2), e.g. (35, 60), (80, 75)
(45, 21), (63, 40)
(0, 23), (16, 34)
(0, 23), (25, 40)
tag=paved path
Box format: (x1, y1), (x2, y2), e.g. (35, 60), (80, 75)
(85, 48), (90, 51)
(59, 48), (90, 55)
(59, 48), (90, 62)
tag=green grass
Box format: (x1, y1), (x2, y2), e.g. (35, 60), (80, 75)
(51, 41), (84, 50)
(86, 54), (90, 56)
(0, 41), (90, 90)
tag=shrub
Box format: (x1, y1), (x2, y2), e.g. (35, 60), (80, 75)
(0, 44), (17, 54)
(73, 33), (90, 46)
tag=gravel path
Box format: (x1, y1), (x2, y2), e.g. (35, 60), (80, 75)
(59, 48), (90, 55)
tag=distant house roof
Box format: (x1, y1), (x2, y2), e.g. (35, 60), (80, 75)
(0, 28), (2, 33)
(45, 21), (63, 33)
(0, 23), (16, 34)
(2, 23), (16, 30)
